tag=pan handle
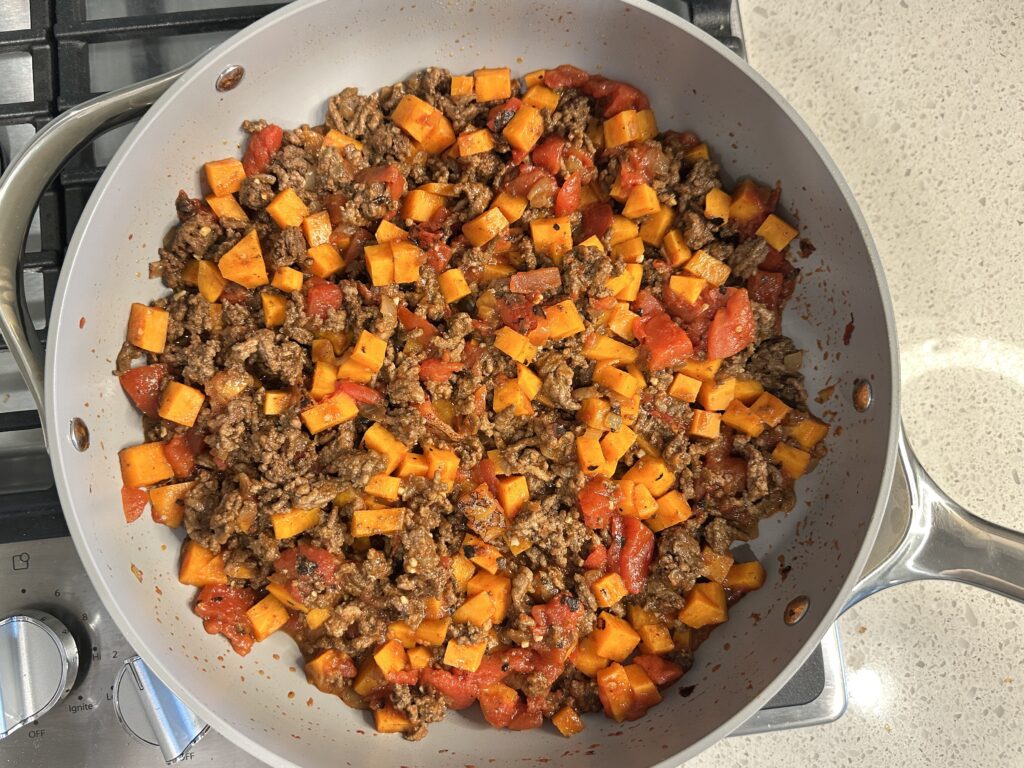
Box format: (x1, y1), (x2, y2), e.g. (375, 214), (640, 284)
(0, 66), (185, 435)
(846, 426), (1024, 608)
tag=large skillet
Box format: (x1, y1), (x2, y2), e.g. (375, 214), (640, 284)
(0, 1), (1021, 765)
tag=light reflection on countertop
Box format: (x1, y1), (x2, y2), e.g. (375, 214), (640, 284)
(688, 1), (1024, 766)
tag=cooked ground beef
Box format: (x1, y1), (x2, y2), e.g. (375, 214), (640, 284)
(117, 63), (825, 740)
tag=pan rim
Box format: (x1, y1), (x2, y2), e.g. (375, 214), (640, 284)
(44, 0), (900, 764)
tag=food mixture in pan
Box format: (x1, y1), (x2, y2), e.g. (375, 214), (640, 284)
(115, 64), (828, 739)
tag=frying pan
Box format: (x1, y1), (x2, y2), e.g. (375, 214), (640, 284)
(0, 1), (1021, 765)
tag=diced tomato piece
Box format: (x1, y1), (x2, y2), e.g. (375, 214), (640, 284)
(577, 202), (613, 243)
(581, 76), (650, 117)
(242, 123), (283, 176)
(332, 380), (384, 405)
(507, 704), (544, 731)
(397, 306), (438, 343)
(662, 282), (727, 353)
(304, 277), (343, 319)
(220, 284), (250, 304)
(583, 544), (608, 571)
(606, 514), (624, 573)
(541, 64), (590, 89)
(746, 270), (785, 310)
(531, 593), (584, 645)
(618, 516), (655, 594)
(616, 144), (664, 196)
(121, 486), (148, 523)
(193, 584), (257, 656)
(419, 358), (463, 382)
(274, 542), (338, 584)
(706, 288), (755, 360)
(340, 226), (372, 265)
(495, 293), (540, 333)
(635, 311), (693, 370)
(578, 477), (621, 529)
(356, 164), (405, 201)
(633, 654), (684, 686)
(503, 165), (556, 198)
(631, 288), (664, 317)
(471, 459), (501, 499)
(420, 666), (478, 710)
(163, 433), (196, 478)
(563, 147), (597, 184)
(119, 364), (168, 419)
(479, 685), (522, 729)
(509, 267), (562, 294)
(385, 668), (421, 686)
(663, 130), (702, 151)
(324, 193), (349, 227)
(532, 135), (567, 175)
(554, 172), (583, 217)
(486, 97), (521, 132)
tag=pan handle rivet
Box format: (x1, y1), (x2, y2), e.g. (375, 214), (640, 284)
(215, 65), (245, 92)
(70, 418), (89, 452)
(853, 379), (873, 412)
(783, 595), (809, 625)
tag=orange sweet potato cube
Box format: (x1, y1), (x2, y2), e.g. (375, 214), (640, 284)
(684, 249), (730, 286)
(119, 442), (174, 488)
(701, 546), (735, 584)
(218, 230), (268, 288)
(725, 561), (767, 592)
(196, 260), (227, 302)
(551, 705), (584, 737)
(246, 595), (290, 642)
(266, 188), (310, 229)
(450, 74), (474, 98)
(373, 639), (410, 676)
(473, 67), (512, 101)
(698, 377), (736, 412)
(734, 378), (765, 405)
(401, 189), (446, 222)
(301, 210), (333, 247)
(350, 507), (405, 537)
(363, 243), (394, 286)
(687, 410), (721, 439)
(466, 572), (511, 623)
(522, 84), (559, 112)
(603, 109), (640, 149)
(678, 582), (728, 628)
(457, 128), (496, 157)
(751, 392), (792, 427)
(443, 639), (486, 672)
(374, 702), (412, 734)
(270, 507), (321, 540)
(639, 205), (674, 246)
(414, 617), (451, 646)
(591, 611), (641, 661)
(306, 243), (344, 278)
(624, 663), (662, 711)
(596, 662), (634, 722)
(178, 539), (228, 587)
(203, 158), (245, 196)
(391, 94), (439, 142)
(261, 292), (287, 328)
(591, 572), (629, 608)
(452, 591), (495, 628)
(772, 442), (812, 478)
(462, 208), (509, 247)
(148, 481), (192, 528)
(391, 240), (422, 284)
(722, 399), (765, 437)
(300, 390), (358, 434)
(570, 634), (610, 678)
(158, 381), (205, 427)
(271, 265), (303, 293)
(502, 104), (544, 153)
(647, 490), (692, 532)
(127, 303), (169, 354)
(206, 194), (247, 222)
(787, 416), (829, 450)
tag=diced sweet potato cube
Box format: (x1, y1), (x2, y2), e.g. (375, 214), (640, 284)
(204, 158), (245, 196)
(305, 607), (330, 630)
(502, 103), (544, 152)
(722, 399), (765, 437)
(678, 582), (728, 628)
(300, 390), (358, 434)
(772, 442), (812, 478)
(365, 473), (401, 502)
(364, 242), (394, 286)
(271, 507), (321, 539)
(491, 191), (527, 223)
(206, 193), (247, 222)
(407, 646), (432, 669)
(415, 112), (456, 154)
(661, 228), (691, 266)
(438, 268), (471, 303)
(611, 236), (645, 263)
(622, 183), (660, 219)
(668, 275), (706, 306)
(592, 611), (641, 661)
(443, 639), (487, 672)
(450, 74), (474, 98)
(687, 409), (721, 439)
(609, 263), (643, 301)
(600, 425), (636, 464)
(391, 240), (422, 284)
(467, 572), (511, 622)
(453, 591), (495, 627)
(178, 539), (227, 587)
(462, 533), (502, 574)
(552, 705), (585, 737)
(307, 243), (344, 278)
(756, 213), (798, 251)
(323, 129), (363, 152)
(127, 303), (169, 354)
(462, 207), (508, 247)
(266, 582), (306, 612)
(263, 390), (292, 416)
(362, 423), (408, 474)
(396, 453), (429, 478)
(647, 490), (692, 532)
(414, 617), (451, 646)
(607, 214), (639, 246)
(391, 94), (441, 142)
(624, 663), (662, 711)
(374, 702), (412, 734)
(787, 416), (829, 449)
(515, 363), (542, 400)
(353, 656), (387, 697)
(474, 67), (512, 101)
(309, 361), (337, 401)
(401, 189), (446, 222)
(350, 507), (405, 537)
(457, 127), (496, 157)
(697, 377), (736, 412)
(591, 572), (629, 608)
(576, 429), (607, 476)
(261, 292), (287, 329)
(684, 249), (730, 286)
(301, 210), (332, 247)
(375, 219), (408, 243)
(148, 481), (193, 528)
(522, 83), (559, 112)
(704, 187), (732, 221)
(529, 215), (573, 261)
(750, 392), (792, 427)
(639, 205), (674, 246)
(678, 358), (722, 382)
(544, 299), (586, 340)
(683, 143), (710, 162)
(373, 638), (410, 676)
(635, 108), (658, 141)
(193, 260), (226, 303)
(335, 352), (374, 384)
(606, 304), (638, 342)
(667, 373), (702, 404)
(494, 326), (537, 364)
(157, 381), (205, 427)
(638, 623), (675, 655)
(496, 475), (529, 519)
(725, 561), (767, 592)
(119, 442), (174, 488)
(571, 634), (610, 677)
(350, 330), (387, 372)
(603, 109), (640, 149)
(247, 594), (289, 641)
(594, 364), (638, 398)
(271, 265), (303, 293)
(218, 230), (268, 288)
(524, 69), (546, 87)
(734, 378), (765, 405)
(596, 662), (634, 722)
(701, 546), (735, 584)
(578, 397), (611, 430)
(266, 188), (310, 229)
(623, 456), (675, 497)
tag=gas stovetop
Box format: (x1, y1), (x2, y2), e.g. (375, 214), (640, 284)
(0, 1), (854, 765)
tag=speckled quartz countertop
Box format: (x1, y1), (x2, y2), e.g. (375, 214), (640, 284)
(689, 1), (1024, 765)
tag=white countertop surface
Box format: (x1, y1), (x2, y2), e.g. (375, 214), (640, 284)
(690, 1), (1024, 765)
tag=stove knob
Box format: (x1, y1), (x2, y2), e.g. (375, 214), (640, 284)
(113, 656), (207, 763)
(0, 609), (79, 739)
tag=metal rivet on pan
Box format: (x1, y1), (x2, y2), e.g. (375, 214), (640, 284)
(70, 418), (89, 451)
(783, 596), (809, 625)
(215, 65), (245, 92)
(853, 379), (873, 412)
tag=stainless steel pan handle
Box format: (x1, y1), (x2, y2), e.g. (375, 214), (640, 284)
(847, 426), (1024, 607)
(0, 66), (185, 435)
